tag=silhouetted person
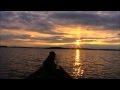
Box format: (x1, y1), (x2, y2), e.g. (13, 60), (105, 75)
(42, 51), (57, 75)
(26, 51), (72, 79)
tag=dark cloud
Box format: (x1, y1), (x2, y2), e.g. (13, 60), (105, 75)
(0, 11), (120, 49)
(1, 11), (120, 32)
(80, 36), (119, 40)
(49, 38), (75, 43)
(0, 11), (15, 23)
(0, 34), (31, 40)
(80, 36), (120, 43)
(17, 12), (54, 31)
(117, 32), (120, 36)
(50, 12), (120, 30)
(0, 11), (67, 35)
(30, 36), (75, 43)
(0, 34), (75, 43)
(0, 11), (120, 40)
(81, 39), (97, 42)
(0, 24), (21, 30)
(80, 37), (105, 40)
(104, 39), (120, 43)
(80, 44), (120, 49)
(0, 12), (53, 33)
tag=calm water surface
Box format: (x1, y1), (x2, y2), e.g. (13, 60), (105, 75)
(0, 48), (120, 79)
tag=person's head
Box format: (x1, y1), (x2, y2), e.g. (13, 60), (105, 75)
(49, 51), (56, 57)
(48, 51), (56, 60)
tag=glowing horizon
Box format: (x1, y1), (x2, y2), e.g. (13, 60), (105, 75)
(0, 11), (120, 49)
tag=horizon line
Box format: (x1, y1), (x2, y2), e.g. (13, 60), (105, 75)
(0, 46), (120, 51)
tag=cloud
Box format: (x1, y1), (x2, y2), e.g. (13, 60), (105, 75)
(47, 37), (75, 43)
(104, 39), (120, 43)
(50, 11), (120, 30)
(0, 11), (120, 48)
(1, 11), (120, 32)
(0, 11), (69, 36)
(81, 39), (97, 42)
(0, 12), (50, 32)
(0, 32), (75, 44)
(80, 36), (119, 40)
(0, 34), (31, 40)
(80, 44), (120, 49)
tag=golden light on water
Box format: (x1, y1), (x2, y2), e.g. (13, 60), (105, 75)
(72, 49), (84, 79)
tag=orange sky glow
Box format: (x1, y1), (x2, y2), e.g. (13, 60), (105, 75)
(0, 11), (120, 49)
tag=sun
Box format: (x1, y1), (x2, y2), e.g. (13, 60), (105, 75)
(76, 40), (80, 46)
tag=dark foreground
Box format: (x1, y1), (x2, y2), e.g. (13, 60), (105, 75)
(26, 66), (73, 80)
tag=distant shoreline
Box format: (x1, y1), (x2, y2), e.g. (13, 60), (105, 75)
(0, 46), (120, 51)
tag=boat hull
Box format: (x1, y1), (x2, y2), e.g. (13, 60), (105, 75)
(26, 66), (72, 79)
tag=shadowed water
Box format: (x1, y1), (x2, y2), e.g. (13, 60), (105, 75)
(0, 47), (120, 79)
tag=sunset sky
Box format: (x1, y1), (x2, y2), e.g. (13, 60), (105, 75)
(0, 11), (120, 49)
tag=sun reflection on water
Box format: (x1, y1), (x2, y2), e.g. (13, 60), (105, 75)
(72, 49), (84, 79)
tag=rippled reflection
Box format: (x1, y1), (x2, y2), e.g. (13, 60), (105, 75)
(72, 49), (84, 79)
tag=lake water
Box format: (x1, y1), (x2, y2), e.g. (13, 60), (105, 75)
(0, 47), (120, 79)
